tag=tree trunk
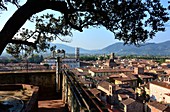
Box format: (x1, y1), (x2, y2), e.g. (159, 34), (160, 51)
(0, 0), (67, 55)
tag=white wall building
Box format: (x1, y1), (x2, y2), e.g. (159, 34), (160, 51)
(150, 81), (170, 104)
(61, 58), (80, 69)
(41, 58), (56, 66)
(41, 47), (80, 69)
(41, 58), (80, 69)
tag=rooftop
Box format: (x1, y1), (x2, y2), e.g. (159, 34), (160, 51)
(109, 74), (121, 78)
(138, 74), (153, 79)
(147, 101), (168, 111)
(118, 94), (129, 99)
(114, 75), (137, 81)
(89, 88), (101, 96)
(121, 98), (135, 105)
(150, 81), (170, 90)
(89, 68), (133, 73)
(98, 81), (114, 91)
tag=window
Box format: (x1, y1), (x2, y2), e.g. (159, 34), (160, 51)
(110, 87), (112, 93)
(165, 77), (168, 81)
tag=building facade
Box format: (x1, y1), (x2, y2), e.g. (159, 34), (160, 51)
(150, 81), (170, 104)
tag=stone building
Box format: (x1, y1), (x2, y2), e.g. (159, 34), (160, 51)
(150, 81), (170, 104)
(121, 98), (143, 112)
(146, 101), (170, 112)
(105, 53), (117, 68)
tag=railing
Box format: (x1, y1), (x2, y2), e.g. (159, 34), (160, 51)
(62, 70), (109, 112)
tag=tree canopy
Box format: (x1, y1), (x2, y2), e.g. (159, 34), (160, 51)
(0, 0), (169, 57)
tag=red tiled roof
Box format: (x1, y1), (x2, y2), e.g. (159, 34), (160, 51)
(79, 79), (93, 84)
(118, 94), (128, 99)
(138, 74), (153, 79)
(89, 68), (133, 73)
(114, 75), (137, 81)
(121, 98), (135, 105)
(89, 88), (101, 95)
(109, 74), (121, 78)
(150, 81), (170, 90)
(152, 69), (164, 72)
(98, 81), (114, 91)
(92, 76), (103, 81)
(157, 74), (169, 77)
(147, 101), (168, 111)
(165, 93), (170, 96)
(125, 88), (135, 93)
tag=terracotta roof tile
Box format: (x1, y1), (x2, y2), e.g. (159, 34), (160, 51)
(89, 88), (101, 95)
(98, 81), (114, 91)
(89, 68), (133, 73)
(157, 74), (169, 77)
(114, 75), (137, 81)
(165, 93), (170, 96)
(138, 74), (153, 79)
(150, 81), (170, 90)
(92, 76), (103, 81)
(125, 88), (135, 93)
(153, 69), (164, 72)
(109, 74), (121, 78)
(118, 94), (128, 99)
(121, 98), (135, 105)
(147, 101), (168, 111)
(80, 80), (93, 84)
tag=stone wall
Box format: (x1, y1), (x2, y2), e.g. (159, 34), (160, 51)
(0, 84), (39, 112)
(0, 70), (56, 99)
(22, 86), (39, 112)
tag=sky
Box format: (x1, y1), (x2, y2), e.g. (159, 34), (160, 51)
(0, 0), (170, 50)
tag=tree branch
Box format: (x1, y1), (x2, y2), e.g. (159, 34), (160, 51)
(55, 35), (72, 43)
(34, 32), (42, 44)
(0, 0), (68, 55)
(64, 13), (83, 32)
(66, 0), (74, 10)
(9, 39), (37, 49)
(26, 30), (40, 40)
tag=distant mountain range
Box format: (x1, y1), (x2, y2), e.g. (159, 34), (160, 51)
(99, 41), (170, 55)
(50, 41), (170, 55)
(2, 41), (170, 57)
(50, 43), (95, 54)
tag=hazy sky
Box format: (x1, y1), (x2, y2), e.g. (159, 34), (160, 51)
(0, 0), (170, 50)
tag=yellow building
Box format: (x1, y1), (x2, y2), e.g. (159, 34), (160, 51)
(88, 68), (133, 77)
(114, 75), (138, 88)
